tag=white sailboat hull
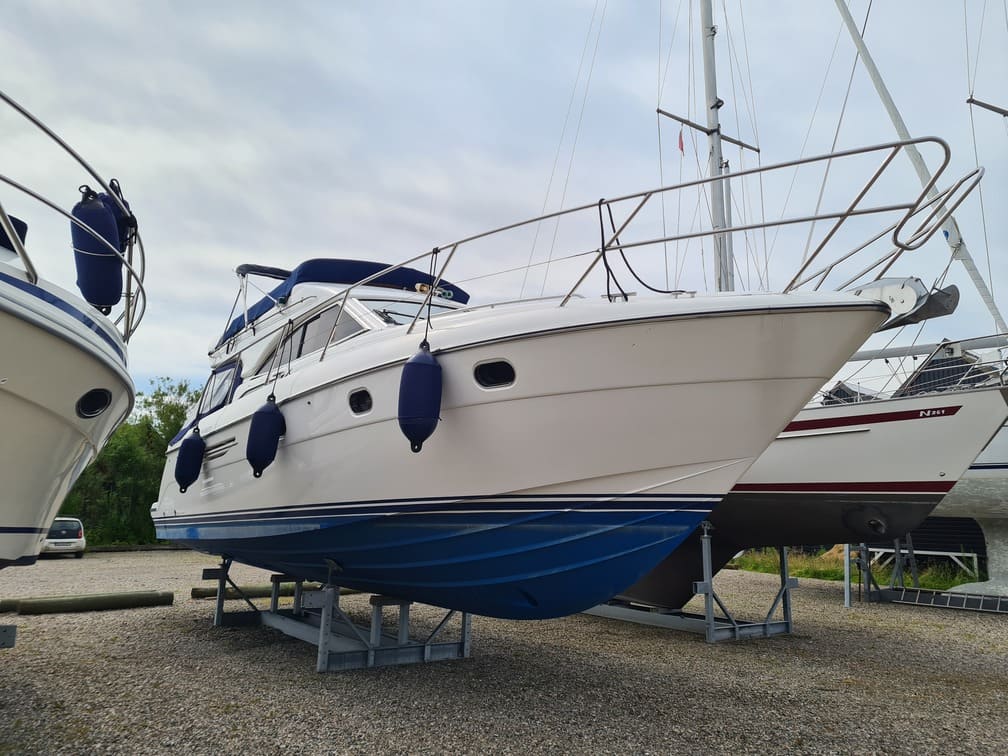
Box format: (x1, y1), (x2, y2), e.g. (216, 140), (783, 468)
(0, 263), (133, 567)
(621, 386), (1008, 610)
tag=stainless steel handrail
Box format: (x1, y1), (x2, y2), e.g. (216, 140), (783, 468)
(217, 136), (980, 359)
(0, 89), (146, 343)
(821, 333), (1008, 403)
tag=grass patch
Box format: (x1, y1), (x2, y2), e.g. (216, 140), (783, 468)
(730, 547), (983, 590)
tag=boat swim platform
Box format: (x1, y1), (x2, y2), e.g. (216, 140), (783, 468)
(203, 560), (471, 672)
(586, 522), (797, 643)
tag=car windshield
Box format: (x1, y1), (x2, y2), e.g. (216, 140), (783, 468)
(48, 520), (80, 537)
(363, 299), (456, 326)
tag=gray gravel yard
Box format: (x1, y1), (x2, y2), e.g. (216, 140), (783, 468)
(1, 550), (1005, 755)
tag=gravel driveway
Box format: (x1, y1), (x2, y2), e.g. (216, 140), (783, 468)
(1, 550), (1005, 754)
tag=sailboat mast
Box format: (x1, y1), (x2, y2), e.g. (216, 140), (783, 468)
(834, 0), (1007, 333)
(700, 0), (734, 292)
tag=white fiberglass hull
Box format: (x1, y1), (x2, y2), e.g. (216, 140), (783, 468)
(0, 263), (133, 567)
(153, 292), (886, 619)
(932, 423), (1008, 595)
(622, 386), (1008, 610)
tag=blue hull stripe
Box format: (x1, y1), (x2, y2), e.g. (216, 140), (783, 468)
(155, 495), (717, 619)
(0, 526), (46, 534)
(0, 268), (124, 360)
(154, 492), (721, 526)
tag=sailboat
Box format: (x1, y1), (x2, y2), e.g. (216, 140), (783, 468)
(618, 0), (1008, 612)
(0, 90), (147, 568)
(833, 0), (1008, 599)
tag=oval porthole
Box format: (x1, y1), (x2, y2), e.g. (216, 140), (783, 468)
(349, 388), (373, 415)
(474, 360), (515, 388)
(76, 388), (113, 419)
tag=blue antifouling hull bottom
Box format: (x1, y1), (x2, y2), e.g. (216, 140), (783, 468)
(156, 496), (715, 619)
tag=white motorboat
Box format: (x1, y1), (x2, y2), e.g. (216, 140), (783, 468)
(0, 90), (147, 568)
(151, 257), (887, 619)
(149, 130), (972, 620)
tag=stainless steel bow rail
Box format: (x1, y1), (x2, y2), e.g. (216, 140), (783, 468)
(0, 89), (147, 343)
(217, 136), (983, 357)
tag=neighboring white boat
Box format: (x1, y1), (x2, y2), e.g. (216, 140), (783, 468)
(0, 90), (146, 568)
(935, 432), (1008, 596)
(894, 339), (1008, 596)
(618, 1), (1004, 612)
(622, 381), (1008, 610)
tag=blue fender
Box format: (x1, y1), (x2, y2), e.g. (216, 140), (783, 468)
(397, 341), (442, 453)
(174, 429), (206, 493)
(71, 186), (123, 312)
(246, 396), (286, 477)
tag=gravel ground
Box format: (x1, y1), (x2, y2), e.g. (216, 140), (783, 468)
(1, 550), (1005, 755)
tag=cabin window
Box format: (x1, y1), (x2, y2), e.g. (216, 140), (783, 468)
(348, 389), (372, 414)
(197, 361), (241, 417)
(300, 307), (361, 356)
(474, 360), (515, 388)
(363, 299), (456, 326)
(255, 308), (366, 377)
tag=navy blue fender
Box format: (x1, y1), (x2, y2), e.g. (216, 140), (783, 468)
(397, 341), (442, 453)
(174, 429), (206, 493)
(246, 396), (286, 477)
(71, 186), (123, 312)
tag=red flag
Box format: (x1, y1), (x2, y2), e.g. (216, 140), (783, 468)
(678, 127), (684, 154)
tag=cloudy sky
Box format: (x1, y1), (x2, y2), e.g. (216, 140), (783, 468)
(2, 0), (1006, 392)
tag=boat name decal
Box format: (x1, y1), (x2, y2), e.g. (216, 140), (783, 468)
(784, 405), (962, 433)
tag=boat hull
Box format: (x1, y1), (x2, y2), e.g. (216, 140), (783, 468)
(620, 386), (1008, 610)
(154, 294), (888, 618)
(0, 266), (133, 567)
(931, 423), (1008, 595)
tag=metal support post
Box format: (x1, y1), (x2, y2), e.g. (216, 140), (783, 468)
(315, 585), (336, 673)
(778, 546), (793, 628)
(214, 558), (230, 627)
(843, 543), (852, 608)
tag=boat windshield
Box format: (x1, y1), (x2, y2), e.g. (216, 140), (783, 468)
(363, 299), (456, 326)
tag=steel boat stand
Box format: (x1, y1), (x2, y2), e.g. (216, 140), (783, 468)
(846, 541), (1008, 615)
(202, 558), (471, 671)
(585, 522), (797, 642)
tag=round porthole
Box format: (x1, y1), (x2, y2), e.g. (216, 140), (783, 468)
(349, 388), (373, 414)
(474, 360), (515, 388)
(76, 388), (113, 418)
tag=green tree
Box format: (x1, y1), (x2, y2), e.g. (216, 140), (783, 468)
(60, 377), (200, 545)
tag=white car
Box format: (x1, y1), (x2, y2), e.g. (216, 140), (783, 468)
(41, 517), (86, 558)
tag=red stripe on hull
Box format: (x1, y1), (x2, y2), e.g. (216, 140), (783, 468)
(731, 481), (956, 494)
(784, 405), (962, 433)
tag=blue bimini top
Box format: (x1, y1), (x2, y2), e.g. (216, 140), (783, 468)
(216, 258), (470, 347)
